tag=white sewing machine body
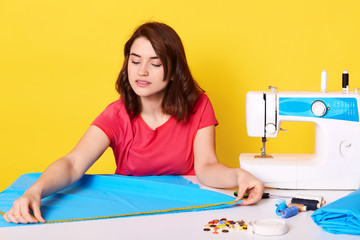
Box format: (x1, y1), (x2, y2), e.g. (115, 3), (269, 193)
(239, 90), (360, 189)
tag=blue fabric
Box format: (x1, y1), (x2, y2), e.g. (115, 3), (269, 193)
(0, 173), (238, 227)
(311, 188), (360, 235)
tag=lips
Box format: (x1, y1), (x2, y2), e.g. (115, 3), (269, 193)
(135, 80), (151, 87)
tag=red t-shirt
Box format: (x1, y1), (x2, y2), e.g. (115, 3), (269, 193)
(92, 93), (218, 176)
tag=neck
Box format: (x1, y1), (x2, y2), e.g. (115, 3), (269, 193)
(139, 94), (172, 130)
(140, 97), (163, 117)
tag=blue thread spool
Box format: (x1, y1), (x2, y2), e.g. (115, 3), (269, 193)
(276, 202), (288, 216)
(275, 198), (286, 207)
(281, 206), (299, 218)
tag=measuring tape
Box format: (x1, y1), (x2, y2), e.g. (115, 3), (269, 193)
(0, 200), (238, 224)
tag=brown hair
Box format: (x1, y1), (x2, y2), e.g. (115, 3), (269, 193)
(116, 22), (203, 121)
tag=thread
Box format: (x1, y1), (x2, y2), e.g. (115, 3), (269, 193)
(291, 198), (318, 211)
(274, 198), (286, 207)
(276, 202), (288, 216)
(281, 206), (299, 218)
(295, 194), (325, 207)
(342, 70), (349, 92)
(321, 70), (327, 92)
(288, 203), (307, 212)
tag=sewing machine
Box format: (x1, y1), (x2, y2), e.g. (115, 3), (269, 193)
(239, 71), (360, 190)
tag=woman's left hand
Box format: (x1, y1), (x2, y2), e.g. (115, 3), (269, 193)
(234, 169), (264, 205)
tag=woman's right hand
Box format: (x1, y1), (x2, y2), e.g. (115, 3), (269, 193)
(3, 126), (110, 224)
(3, 189), (45, 224)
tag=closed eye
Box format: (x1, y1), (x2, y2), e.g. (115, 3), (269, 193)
(151, 64), (162, 67)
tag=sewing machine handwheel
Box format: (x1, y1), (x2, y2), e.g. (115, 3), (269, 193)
(311, 100), (327, 117)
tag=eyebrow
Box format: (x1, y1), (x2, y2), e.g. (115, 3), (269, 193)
(130, 53), (159, 59)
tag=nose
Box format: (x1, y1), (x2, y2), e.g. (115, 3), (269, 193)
(138, 63), (149, 77)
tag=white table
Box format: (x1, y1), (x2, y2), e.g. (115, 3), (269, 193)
(1, 176), (359, 240)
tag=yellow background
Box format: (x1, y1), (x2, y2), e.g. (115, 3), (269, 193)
(1, 0), (359, 191)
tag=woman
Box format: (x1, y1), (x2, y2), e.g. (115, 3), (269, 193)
(4, 22), (264, 224)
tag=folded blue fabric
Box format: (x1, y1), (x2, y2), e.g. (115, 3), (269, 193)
(311, 188), (360, 235)
(0, 173), (238, 227)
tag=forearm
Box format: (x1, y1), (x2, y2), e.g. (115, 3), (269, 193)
(26, 156), (82, 199)
(196, 163), (264, 204)
(25, 126), (110, 199)
(4, 126), (109, 224)
(195, 162), (241, 189)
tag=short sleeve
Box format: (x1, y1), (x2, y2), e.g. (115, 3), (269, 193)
(91, 100), (129, 147)
(198, 94), (219, 129)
